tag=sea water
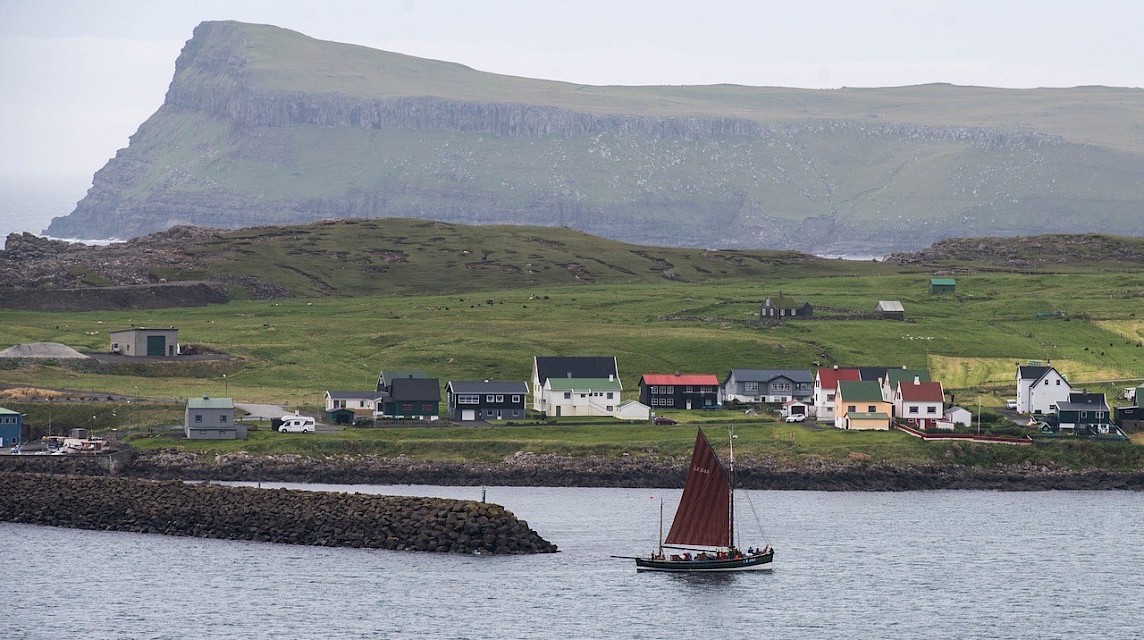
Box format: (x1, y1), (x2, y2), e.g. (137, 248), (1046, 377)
(1, 485), (1140, 639)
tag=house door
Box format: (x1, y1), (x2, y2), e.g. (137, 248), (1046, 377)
(146, 335), (166, 356)
(555, 406), (561, 417)
(686, 399), (692, 410)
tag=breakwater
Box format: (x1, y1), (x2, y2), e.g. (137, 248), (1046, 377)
(0, 472), (557, 554)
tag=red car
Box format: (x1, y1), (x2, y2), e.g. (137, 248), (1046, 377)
(653, 416), (678, 425)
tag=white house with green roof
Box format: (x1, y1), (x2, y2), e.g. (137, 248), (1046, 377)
(879, 368), (930, 402)
(185, 396), (243, 440)
(540, 377), (623, 418)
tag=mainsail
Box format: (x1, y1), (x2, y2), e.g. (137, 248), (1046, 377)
(663, 429), (732, 548)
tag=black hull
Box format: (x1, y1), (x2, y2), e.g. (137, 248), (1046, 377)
(635, 550), (773, 573)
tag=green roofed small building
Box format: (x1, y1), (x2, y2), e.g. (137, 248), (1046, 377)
(185, 396), (243, 440)
(929, 277), (956, 294)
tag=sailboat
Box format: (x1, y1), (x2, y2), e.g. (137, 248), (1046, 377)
(634, 428), (773, 572)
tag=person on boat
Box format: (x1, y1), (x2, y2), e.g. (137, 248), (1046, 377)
(748, 546), (754, 555)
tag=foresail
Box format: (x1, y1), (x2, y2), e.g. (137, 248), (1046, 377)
(664, 429), (731, 548)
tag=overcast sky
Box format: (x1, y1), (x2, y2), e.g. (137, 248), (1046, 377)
(1, 0), (1142, 182)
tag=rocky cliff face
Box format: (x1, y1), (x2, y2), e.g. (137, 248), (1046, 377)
(45, 21), (1144, 252)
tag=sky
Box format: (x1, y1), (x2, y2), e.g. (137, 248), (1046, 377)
(1, 0), (1142, 184)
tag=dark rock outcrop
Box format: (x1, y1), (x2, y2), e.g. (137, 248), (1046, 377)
(0, 471), (557, 554)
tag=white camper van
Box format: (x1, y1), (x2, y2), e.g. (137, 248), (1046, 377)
(278, 415), (316, 433)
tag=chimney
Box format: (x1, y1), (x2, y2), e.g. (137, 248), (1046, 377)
(833, 364), (838, 370)
(914, 376), (921, 384)
(609, 373), (615, 382)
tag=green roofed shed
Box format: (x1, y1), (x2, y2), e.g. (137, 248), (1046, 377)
(929, 277), (956, 294)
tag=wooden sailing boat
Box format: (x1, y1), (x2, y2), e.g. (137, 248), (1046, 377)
(634, 428), (773, 572)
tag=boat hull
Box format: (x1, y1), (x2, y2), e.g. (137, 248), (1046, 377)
(635, 550), (773, 573)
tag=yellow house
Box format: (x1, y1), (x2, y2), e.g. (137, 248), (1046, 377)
(835, 381), (892, 430)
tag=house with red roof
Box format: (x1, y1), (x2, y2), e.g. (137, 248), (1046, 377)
(639, 373), (721, 410)
(894, 379), (946, 429)
(813, 367), (862, 421)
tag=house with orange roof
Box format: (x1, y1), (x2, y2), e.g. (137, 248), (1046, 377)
(813, 367), (862, 421)
(639, 373), (721, 410)
(894, 379), (946, 429)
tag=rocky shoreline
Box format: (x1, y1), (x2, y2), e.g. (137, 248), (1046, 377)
(123, 450), (1144, 491)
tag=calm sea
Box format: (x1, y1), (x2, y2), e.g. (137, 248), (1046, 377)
(1, 485), (1140, 639)
(0, 175), (90, 240)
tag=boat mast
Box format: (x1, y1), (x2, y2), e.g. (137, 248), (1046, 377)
(658, 498), (664, 557)
(728, 427), (736, 549)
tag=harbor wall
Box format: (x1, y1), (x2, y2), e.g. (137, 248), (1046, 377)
(0, 471), (557, 554)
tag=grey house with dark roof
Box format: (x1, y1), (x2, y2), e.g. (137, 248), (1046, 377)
(721, 369), (813, 403)
(446, 380), (528, 421)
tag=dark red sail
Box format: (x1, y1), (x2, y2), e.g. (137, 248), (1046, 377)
(664, 429), (731, 548)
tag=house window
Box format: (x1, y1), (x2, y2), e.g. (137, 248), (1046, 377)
(511, 395), (521, 403)
(194, 414), (202, 423)
(458, 394), (479, 404)
(607, 392), (614, 399)
(827, 393), (836, 401)
(848, 405), (856, 412)
(564, 392), (571, 399)
(1056, 380), (1060, 385)
(927, 406), (937, 414)
(909, 406), (919, 414)
(422, 403), (434, 412)
(868, 405), (877, 413)
(487, 395), (495, 402)
(495, 395), (504, 402)
(686, 386), (694, 393)
(744, 382), (758, 393)
(402, 403), (413, 412)
(220, 414), (228, 423)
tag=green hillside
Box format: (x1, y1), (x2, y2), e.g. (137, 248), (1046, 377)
(46, 21), (1144, 254)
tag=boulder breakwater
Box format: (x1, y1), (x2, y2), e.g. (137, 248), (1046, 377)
(0, 472), (557, 554)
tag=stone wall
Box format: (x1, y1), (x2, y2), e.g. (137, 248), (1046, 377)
(0, 471), (557, 554)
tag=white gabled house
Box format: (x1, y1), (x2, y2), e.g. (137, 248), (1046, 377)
(893, 379), (945, 429)
(531, 356), (619, 414)
(813, 367), (861, 421)
(1016, 364), (1072, 415)
(943, 406), (973, 428)
(540, 377), (622, 418)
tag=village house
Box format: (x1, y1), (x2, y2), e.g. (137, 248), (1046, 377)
(723, 369), (813, 404)
(835, 381), (893, 430)
(376, 370), (427, 392)
(0, 407), (23, 448)
(639, 373), (720, 410)
(109, 327), (178, 357)
(323, 390), (383, 425)
(531, 356), (620, 416)
(1016, 364), (1072, 415)
(445, 380), (528, 421)
(184, 396), (244, 440)
(813, 367), (862, 421)
(759, 295), (813, 319)
(1115, 386), (1144, 432)
(880, 368), (930, 402)
(378, 377), (441, 421)
(894, 379), (945, 429)
(1055, 392), (1115, 435)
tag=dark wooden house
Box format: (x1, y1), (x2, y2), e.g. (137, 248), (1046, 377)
(639, 373), (720, 410)
(760, 295), (813, 319)
(446, 380), (528, 421)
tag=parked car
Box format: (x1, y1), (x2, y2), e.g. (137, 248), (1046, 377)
(784, 414), (807, 423)
(1005, 399), (1018, 410)
(653, 416), (678, 425)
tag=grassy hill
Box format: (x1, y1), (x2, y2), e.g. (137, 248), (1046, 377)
(45, 21), (1144, 254)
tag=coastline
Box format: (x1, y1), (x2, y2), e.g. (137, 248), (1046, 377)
(120, 450), (1144, 491)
